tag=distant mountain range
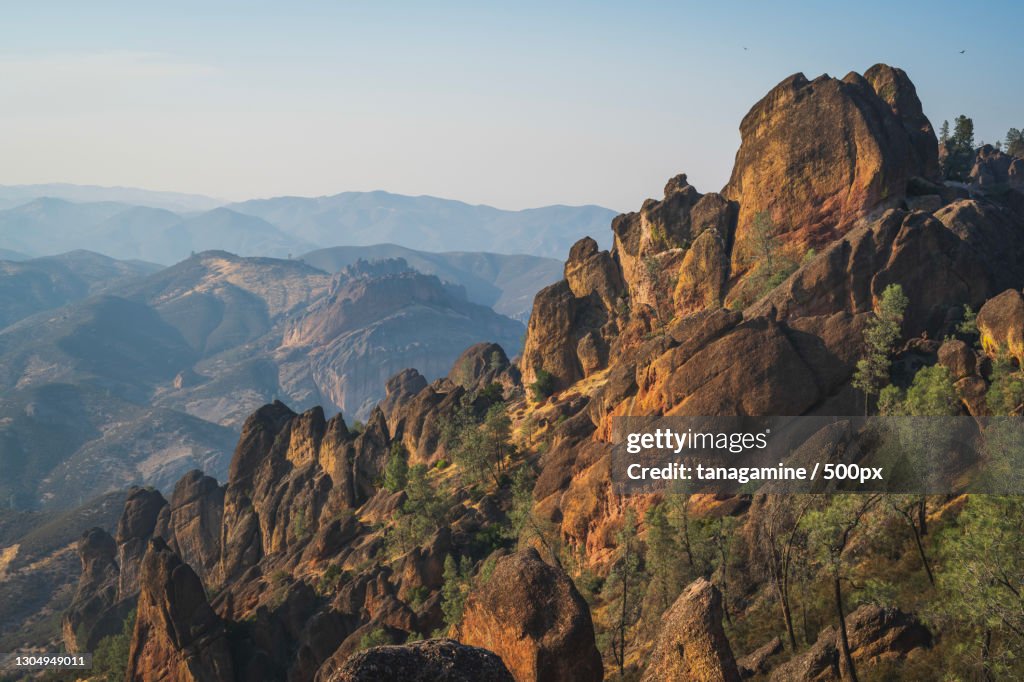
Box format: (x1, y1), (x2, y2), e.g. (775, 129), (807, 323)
(229, 190), (615, 257)
(0, 185), (616, 263)
(0, 183), (224, 212)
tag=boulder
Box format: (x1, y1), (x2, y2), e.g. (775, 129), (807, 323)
(978, 289), (1024, 364)
(938, 338), (976, 380)
(674, 228), (730, 315)
(324, 638), (514, 682)
(641, 578), (741, 682)
(448, 342), (519, 393)
(564, 236), (625, 311)
(381, 368), (429, 418)
(520, 280), (585, 389)
(461, 548), (603, 682)
(970, 144), (1022, 188)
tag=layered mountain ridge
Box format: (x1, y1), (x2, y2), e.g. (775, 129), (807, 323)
(0, 251), (526, 514)
(0, 191), (616, 264)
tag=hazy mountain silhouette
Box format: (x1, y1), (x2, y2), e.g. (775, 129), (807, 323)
(230, 190), (615, 257)
(0, 189), (615, 263)
(0, 183), (223, 212)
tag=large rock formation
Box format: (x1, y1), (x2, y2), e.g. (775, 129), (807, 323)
(460, 548), (603, 682)
(165, 470), (225, 583)
(61, 528), (126, 652)
(641, 578), (741, 682)
(724, 64), (939, 270)
(612, 175), (736, 314)
(324, 639), (515, 682)
(970, 144), (1024, 188)
(769, 605), (931, 681)
(126, 538), (235, 682)
(116, 487), (169, 600)
(45, 62), (1024, 682)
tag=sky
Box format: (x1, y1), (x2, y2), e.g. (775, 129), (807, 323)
(0, 1), (1021, 212)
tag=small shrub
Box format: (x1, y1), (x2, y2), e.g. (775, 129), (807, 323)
(92, 609), (136, 682)
(406, 585), (430, 609)
(358, 627), (391, 651)
(530, 369), (557, 401)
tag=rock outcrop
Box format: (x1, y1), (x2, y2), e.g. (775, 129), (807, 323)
(126, 538), (234, 682)
(448, 342), (521, 395)
(970, 144), (1024, 188)
(165, 470), (225, 583)
(49, 62), (1024, 682)
(770, 605), (931, 681)
(978, 288), (1024, 364)
(116, 487), (169, 600)
(323, 639), (515, 682)
(461, 548), (603, 682)
(725, 65), (939, 270)
(737, 636), (783, 678)
(641, 578), (741, 682)
(61, 528), (126, 652)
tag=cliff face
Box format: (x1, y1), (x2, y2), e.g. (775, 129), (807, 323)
(284, 262), (523, 419)
(126, 538), (235, 682)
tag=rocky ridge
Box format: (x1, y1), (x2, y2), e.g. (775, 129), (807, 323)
(54, 64), (1024, 680)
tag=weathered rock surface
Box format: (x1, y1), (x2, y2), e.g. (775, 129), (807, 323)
(725, 65), (939, 270)
(116, 487), (169, 600)
(448, 342), (520, 394)
(938, 338), (976, 381)
(970, 144), (1024, 188)
(613, 176), (735, 317)
(126, 538), (234, 682)
(769, 605), (930, 681)
(641, 578), (741, 682)
(978, 289), (1024, 364)
(674, 227), (730, 314)
(61, 528), (126, 652)
(323, 638), (515, 682)
(737, 636), (783, 679)
(165, 470), (224, 584)
(461, 548), (603, 682)
(285, 260), (524, 419)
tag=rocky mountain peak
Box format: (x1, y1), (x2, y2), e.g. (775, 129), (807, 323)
(725, 64), (939, 270)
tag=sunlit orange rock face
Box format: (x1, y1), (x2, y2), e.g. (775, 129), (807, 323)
(460, 548), (603, 682)
(724, 64), (940, 274)
(126, 538), (234, 682)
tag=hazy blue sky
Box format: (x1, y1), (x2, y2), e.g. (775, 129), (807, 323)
(1, 2), (1020, 211)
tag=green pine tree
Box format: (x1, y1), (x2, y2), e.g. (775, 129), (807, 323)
(852, 284), (908, 414)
